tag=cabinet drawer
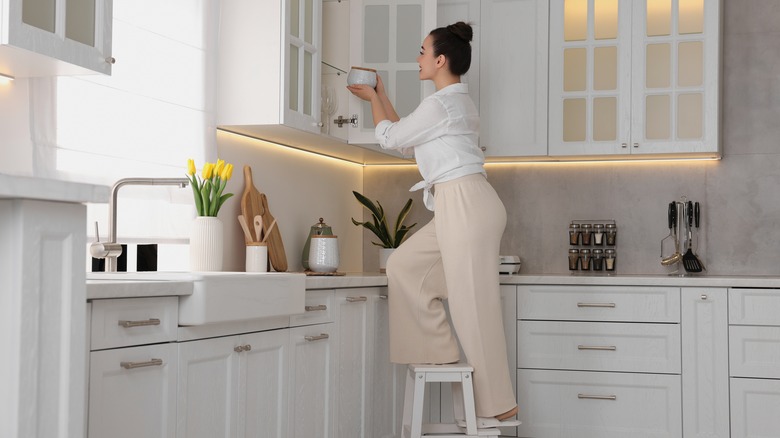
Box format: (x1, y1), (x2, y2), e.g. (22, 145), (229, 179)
(517, 285), (680, 322)
(90, 297), (178, 350)
(518, 321), (681, 374)
(729, 288), (780, 326)
(730, 378), (780, 438)
(517, 369), (682, 438)
(290, 290), (335, 327)
(88, 343), (177, 438)
(729, 325), (780, 378)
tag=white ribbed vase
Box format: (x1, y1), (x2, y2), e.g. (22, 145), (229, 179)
(379, 247), (395, 273)
(189, 216), (224, 271)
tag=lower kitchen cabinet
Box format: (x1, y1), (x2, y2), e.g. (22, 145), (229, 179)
(88, 343), (178, 438)
(289, 323), (336, 438)
(176, 329), (292, 438)
(369, 291), (407, 438)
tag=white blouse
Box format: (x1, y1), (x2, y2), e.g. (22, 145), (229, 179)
(374, 82), (485, 211)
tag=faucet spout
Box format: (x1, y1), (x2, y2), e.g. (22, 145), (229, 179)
(102, 177), (191, 272)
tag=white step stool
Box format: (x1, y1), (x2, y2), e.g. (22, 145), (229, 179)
(401, 363), (502, 438)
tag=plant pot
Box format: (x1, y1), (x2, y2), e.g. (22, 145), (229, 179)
(379, 247), (395, 273)
(190, 216), (223, 271)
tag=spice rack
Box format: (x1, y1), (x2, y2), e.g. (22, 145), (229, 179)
(568, 219), (617, 274)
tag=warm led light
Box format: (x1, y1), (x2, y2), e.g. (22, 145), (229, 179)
(0, 73), (14, 83)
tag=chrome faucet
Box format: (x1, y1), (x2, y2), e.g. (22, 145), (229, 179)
(90, 177), (190, 272)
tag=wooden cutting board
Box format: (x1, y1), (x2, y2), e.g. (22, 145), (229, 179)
(240, 165), (287, 272)
(240, 166), (265, 242)
(260, 193), (288, 272)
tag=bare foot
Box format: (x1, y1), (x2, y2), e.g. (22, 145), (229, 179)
(495, 405), (518, 420)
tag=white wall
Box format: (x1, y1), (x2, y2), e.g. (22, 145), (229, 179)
(0, 79), (33, 175)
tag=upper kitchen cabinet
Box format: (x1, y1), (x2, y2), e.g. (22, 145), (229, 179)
(439, 0), (549, 159)
(0, 0), (113, 77)
(548, 0), (721, 159)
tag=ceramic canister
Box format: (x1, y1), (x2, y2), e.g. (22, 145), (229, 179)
(308, 235), (339, 273)
(302, 218), (333, 269)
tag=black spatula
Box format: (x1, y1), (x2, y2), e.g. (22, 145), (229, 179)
(682, 201), (703, 273)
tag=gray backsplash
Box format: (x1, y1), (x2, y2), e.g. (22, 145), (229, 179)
(362, 0), (780, 276)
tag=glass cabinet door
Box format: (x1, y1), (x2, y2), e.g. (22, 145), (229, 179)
(631, 0), (718, 155)
(549, 0), (632, 156)
(284, 0), (322, 134)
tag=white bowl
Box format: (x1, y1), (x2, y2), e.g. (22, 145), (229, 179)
(347, 66), (377, 88)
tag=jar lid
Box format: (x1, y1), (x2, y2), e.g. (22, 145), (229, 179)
(580, 249), (591, 254)
(592, 249), (604, 254)
(593, 224), (605, 229)
(605, 249), (616, 254)
(606, 223), (617, 229)
(569, 224), (581, 229)
(581, 224), (592, 229)
(569, 249), (580, 253)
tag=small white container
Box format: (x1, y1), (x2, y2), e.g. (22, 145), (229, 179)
(347, 66), (377, 88)
(245, 243), (268, 273)
(308, 235), (339, 273)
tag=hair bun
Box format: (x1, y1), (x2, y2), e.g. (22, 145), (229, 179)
(447, 22), (473, 43)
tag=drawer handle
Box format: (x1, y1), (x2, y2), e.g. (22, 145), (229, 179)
(578, 394), (617, 401)
(379, 295), (388, 300)
(578, 345), (617, 351)
(304, 333), (330, 342)
(577, 302), (616, 308)
(234, 344), (252, 352)
(118, 318), (161, 328)
(120, 358), (163, 369)
(346, 296), (367, 302)
(305, 305), (328, 312)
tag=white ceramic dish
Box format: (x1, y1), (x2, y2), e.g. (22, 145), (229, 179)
(347, 66), (377, 87)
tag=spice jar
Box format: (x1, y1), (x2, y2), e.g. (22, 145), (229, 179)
(593, 224), (605, 246)
(580, 224), (593, 245)
(579, 249), (591, 271)
(605, 223), (617, 246)
(568, 224), (581, 245)
(592, 249), (604, 271)
(605, 248), (616, 272)
(568, 249), (580, 271)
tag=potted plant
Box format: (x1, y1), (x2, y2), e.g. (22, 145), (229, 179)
(351, 191), (417, 272)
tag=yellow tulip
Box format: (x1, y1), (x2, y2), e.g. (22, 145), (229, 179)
(187, 158), (196, 176)
(221, 163), (234, 180)
(202, 162), (214, 179)
(215, 159), (225, 176)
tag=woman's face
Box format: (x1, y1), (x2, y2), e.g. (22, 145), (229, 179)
(417, 35), (441, 81)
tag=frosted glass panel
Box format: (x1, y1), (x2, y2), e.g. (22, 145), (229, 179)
(594, 46), (617, 90)
(365, 5), (390, 63)
(563, 99), (586, 142)
(646, 94), (670, 140)
(564, 0), (587, 41)
(66, 0), (95, 46)
(396, 70), (421, 117)
(23, 0), (56, 32)
(304, 51), (313, 116)
(594, 0), (618, 40)
(564, 48), (587, 92)
(397, 5), (422, 63)
(678, 41), (703, 87)
(304, 0), (313, 44)
(593, 97), (617, 141)
(679, 0), (704, 34)
(646, 43), (670, 88)
(647, 0), (671, 36)
(291, 0), (300, 39)
(289, 45), (299, 112)
(678, 93), (703, 139)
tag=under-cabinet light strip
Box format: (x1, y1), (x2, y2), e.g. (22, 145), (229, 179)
(0, 73), (15, 82)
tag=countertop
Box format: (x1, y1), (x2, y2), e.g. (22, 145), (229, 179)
(0, 173), (109, 203)
(85, 271), (780, 300)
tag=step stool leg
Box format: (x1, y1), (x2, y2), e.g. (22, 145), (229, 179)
(460, 371), (478, 436)
(409, 370), (427, 438)
(402, 367), (415, 438)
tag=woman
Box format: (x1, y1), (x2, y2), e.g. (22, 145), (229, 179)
(347, 22), (518, 423)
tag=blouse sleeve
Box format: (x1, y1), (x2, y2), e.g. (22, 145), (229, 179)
(374, 97), (448, 151)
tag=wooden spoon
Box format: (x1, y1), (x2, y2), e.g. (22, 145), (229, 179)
(237, 215), (253, 243)
(240, 165), (265, 242)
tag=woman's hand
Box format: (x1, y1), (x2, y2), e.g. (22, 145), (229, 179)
(375, 74), (387, 97)
(346, 84), (377, 102)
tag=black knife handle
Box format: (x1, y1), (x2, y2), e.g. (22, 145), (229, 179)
(694, 202), (700, 228)
(687, 201), (694, 227)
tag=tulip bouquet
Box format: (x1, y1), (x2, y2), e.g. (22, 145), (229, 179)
(186, 158), (235, 217)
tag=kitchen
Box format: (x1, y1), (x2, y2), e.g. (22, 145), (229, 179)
(2, 0), (780, 437)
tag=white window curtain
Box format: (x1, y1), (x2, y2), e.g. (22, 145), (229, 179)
(29, 0), (221, 269)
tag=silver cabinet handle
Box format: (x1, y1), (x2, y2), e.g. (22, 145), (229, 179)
(576, 302), (616, 308)
(379, 295), (388, 300)
(118, 318), (161, 328)
(346, 296), (367, 302)
(120, 358), (163, 369)
(621, 143), (627, 148)
(234, 344), (252, 352)
(701, 294), (708, 300)
(633, 142), (639, 148)
(578, 394), (617, 401)
(578, 345), (617, 351)
(304, 333), (330, 342)
(305, 305), (327, 312)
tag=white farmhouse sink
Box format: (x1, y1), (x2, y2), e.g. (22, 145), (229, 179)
(86, 271), (306, 325)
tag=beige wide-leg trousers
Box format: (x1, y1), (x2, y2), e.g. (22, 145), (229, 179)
(386, 173), (516, 417)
